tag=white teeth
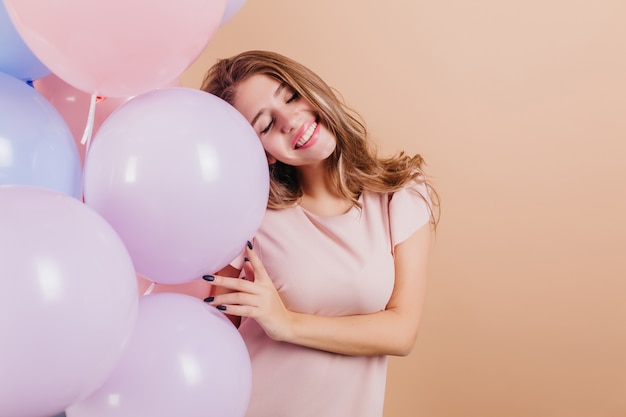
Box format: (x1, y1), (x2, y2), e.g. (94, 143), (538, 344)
(295, 122), (317, 149)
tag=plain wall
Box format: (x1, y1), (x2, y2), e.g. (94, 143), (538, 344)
(182, 1), (626, 416)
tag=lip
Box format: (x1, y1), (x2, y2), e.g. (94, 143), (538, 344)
(291, 119), (319, 149)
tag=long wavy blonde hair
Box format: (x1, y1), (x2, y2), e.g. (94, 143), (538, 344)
(201, 50), (439, 224)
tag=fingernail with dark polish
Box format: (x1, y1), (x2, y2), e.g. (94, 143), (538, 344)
(247, 240), (253, 250)
(204, 296), (214, 303)
(244, 257), (249, 262)
(216, 305), (227, 311)
(202, 275), (215, 281)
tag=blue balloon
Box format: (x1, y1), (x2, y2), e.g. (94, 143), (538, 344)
(0, 1), (50, 81)
(0, 72), (82, 198)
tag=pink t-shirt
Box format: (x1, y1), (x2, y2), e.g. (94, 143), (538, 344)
(239, 181), (431, 417)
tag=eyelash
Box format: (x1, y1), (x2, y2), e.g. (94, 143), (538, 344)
(287, 91), (300, 103)
(261, 91), (301, 135)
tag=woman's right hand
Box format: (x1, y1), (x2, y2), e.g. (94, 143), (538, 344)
(204, 243), (295, 342)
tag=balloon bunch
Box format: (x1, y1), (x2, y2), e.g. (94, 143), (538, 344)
(1, 1), (261, 417)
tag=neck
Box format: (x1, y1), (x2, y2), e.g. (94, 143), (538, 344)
(296, 162), (353, 216)
(296, 161), (335, 197)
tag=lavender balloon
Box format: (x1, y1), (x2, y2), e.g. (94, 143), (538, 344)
(83, 87), (269, 284)
(220, 0), (247, 25)
(67, 293), (252, 417)
(0, 186), (139, 417)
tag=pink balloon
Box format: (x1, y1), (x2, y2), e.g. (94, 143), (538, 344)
(0, 186), (139, 417)
(33, 74), (130, 165)
(4, 0), (226, 97)
(66, 293), (252, 417)
(83, 87), (269, 285)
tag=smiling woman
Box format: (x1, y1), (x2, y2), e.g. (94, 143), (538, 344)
(200, 50), (439, 417)
(180, 0), (626, 416)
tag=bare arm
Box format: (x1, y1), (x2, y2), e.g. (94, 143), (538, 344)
(207, 224), (431, 356)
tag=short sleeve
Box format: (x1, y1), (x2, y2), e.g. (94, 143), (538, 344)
(229, 251), (246, 271)
(389, 180), (433, 248)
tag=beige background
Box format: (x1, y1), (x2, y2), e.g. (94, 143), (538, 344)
(182, 1), (626, 416)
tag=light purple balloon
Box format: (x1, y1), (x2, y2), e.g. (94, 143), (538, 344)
(0, 186), (139, 417)
(0, 72), (82, 199)
(83, 87), (269, 285)
(220, 0), (247, 25)
(66, 293), (252, 417)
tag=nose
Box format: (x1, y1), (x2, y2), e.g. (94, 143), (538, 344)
(277, 107), (298, 133)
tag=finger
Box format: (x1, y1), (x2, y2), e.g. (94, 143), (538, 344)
(210, 303), (255, 318)
(206, 291), (259, 308)
(242, 257), (255, 281)
(202, 274), (257, 293)
(244, 241), (270, 281)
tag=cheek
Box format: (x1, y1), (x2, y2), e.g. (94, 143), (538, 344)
(259, 138), (279, 159)
(320, 128), (337, 154)
(320, 140), (337, 159)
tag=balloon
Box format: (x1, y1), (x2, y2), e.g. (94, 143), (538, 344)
(0, 0), (49, 81)
(66, 293), (252, 417)
(0, 186), (139, 417)
(33, 74), (131, 165)
(221, 0), (247, 25)
(83, 88), (269, 285)
(3, 0), (227, 97)
(33, 74), (183, 165)
(0, 72), (82, 198)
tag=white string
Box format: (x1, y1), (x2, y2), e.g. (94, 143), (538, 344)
(80, 94), (97, 153)
(142, 282), (157, 296)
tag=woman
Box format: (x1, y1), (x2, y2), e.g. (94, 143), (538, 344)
(200, 50), (439, 417)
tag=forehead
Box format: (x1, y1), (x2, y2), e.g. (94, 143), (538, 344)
(233, 74), (282, 122)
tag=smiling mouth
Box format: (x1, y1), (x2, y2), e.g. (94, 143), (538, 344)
(294, 121), (317, 149)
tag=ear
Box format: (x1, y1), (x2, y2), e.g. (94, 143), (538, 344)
(266, 153), (277, 165)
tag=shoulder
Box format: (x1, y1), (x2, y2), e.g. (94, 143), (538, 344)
(391, 178), (431, 203)
(387, 179), (434, 246)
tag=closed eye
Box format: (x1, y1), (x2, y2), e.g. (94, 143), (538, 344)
(260, 88), (299, 135)
(261, 118), (275, 135)
(287, 91), (300, 103)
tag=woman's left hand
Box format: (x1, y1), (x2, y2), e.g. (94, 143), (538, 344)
(204, 243), (294, 341)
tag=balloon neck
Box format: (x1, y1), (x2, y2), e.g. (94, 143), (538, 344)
(80, 94), (98, 149)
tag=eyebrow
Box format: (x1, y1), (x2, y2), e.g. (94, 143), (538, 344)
(250, 82), (286, 127)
